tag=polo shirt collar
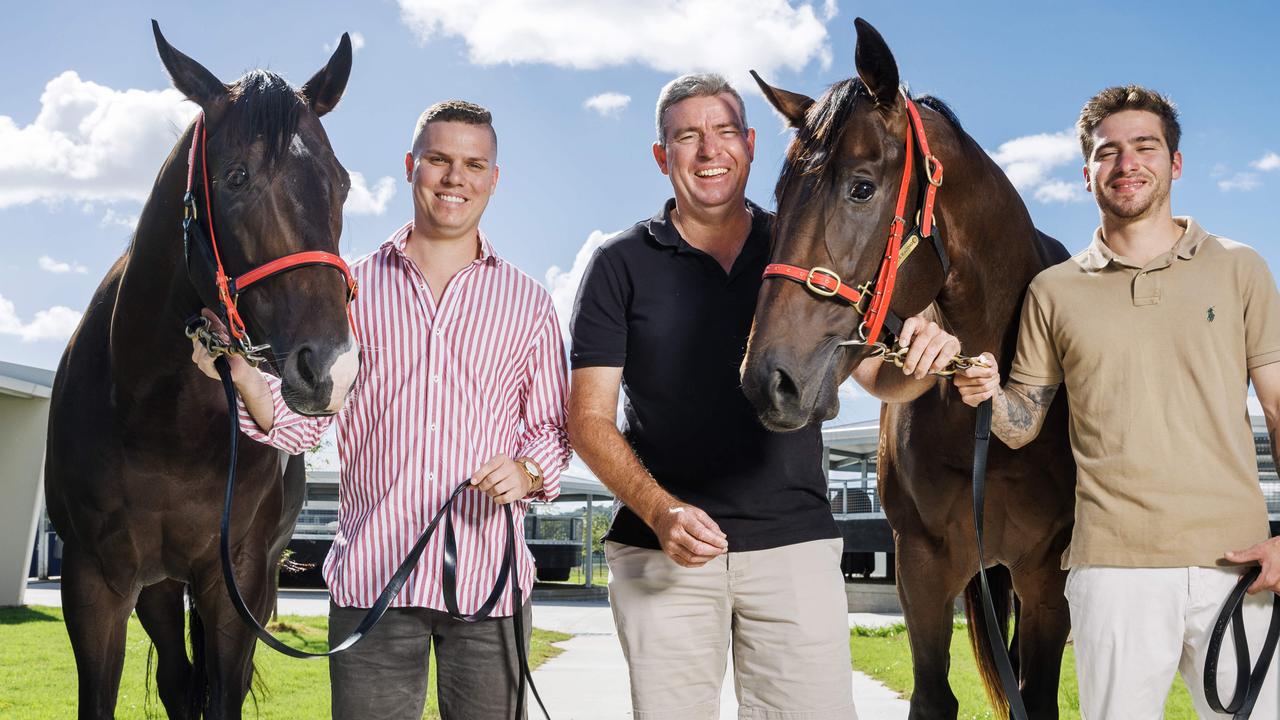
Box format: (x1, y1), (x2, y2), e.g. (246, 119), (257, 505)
(1077, 215), (1209, 271)
(381, 221), (502, 266)
(645, 198), (770, 253)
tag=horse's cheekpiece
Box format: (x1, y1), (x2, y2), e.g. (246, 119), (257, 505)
(182, 111), (358, 366)
(760, 94), (983, 378)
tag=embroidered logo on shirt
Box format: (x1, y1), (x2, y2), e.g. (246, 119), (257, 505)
(1207, 306), (1215, 322)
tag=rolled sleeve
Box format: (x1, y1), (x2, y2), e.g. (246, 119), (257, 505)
(517, 302), (571, 502)
(1008, 285), (1065, 385)
(236, 372), (334, 455)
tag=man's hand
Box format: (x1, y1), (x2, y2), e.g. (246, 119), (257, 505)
(648, 502), (728, 568)
(896, 316), (963, 379)
(189, 309), (254, 383)
(472, 454), (533, 505)
(953, 352), (1000, 407)
(1225, 537), (1280, 595)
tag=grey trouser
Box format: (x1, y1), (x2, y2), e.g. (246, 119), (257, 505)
(328, 600), (533, 720)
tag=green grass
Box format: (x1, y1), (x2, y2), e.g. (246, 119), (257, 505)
(850, 622), (1197, 719)
(561, 564), (609, 587)
(0, 606), (569, 719)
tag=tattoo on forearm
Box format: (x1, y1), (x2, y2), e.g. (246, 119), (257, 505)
(991, 383), (1058, 447)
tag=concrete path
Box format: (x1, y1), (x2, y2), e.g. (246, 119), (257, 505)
(23, 581), (911, 719)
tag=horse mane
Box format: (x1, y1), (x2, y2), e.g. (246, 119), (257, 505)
(225, 70), (305, 162)
(775, 78), (963, 210)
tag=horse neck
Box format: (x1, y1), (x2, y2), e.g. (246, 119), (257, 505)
(111, 127), (204, 379)
(933, 137), (1045, 362)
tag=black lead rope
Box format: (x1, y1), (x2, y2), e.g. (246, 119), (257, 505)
(1204, 566), (1280, 719)
(214, 356), (549, 719)
(972, 399), (1030, 720)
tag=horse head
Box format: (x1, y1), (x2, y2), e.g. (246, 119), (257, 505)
(741, 18), (956, 431)
(153, 22), (358, 416)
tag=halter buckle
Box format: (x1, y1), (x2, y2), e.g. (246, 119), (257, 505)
(804, 267), (842, 298)
(924, 154), (944, 187)
(854, 282), (874, 315)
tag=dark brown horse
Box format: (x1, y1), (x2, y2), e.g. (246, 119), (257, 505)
(741, 19), (1076, 720)
(45, 24), (357, 719)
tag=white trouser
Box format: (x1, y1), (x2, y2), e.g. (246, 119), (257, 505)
(1067, 565), (1280, 719)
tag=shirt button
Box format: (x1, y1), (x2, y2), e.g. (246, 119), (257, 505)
(429, 423), (437, 431)
(432, 374), (440, 383)
(433, 329), (442, 337)
(428, 472), (435, 480)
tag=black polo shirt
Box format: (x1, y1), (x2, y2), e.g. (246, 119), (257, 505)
(570, 198), (839, 552)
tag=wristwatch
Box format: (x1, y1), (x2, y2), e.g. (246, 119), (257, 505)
(519, 459), (544, 493)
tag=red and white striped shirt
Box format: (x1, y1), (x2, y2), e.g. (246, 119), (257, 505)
(238, 222), (570, 616)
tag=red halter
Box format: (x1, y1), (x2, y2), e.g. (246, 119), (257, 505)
(183, 113), (358, 361)
(763, 96), (943, 344)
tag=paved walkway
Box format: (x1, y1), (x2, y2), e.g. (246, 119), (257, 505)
(23, 582), (910, 719)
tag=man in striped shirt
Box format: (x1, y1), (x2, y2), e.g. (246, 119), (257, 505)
(192, 100), (570, 719)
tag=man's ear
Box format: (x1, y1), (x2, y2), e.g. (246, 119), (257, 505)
(653, 142), (670, 176)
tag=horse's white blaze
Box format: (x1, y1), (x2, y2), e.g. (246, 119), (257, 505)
(325, 336), (359, 412)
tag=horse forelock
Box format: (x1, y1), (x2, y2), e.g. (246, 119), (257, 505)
(225, 70), (307, 163)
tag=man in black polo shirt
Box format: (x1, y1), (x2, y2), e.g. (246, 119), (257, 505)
(568, 73), (962, 719)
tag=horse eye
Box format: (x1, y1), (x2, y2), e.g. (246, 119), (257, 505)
(227, 167), (249, 190)
(850, 180), (876, 203)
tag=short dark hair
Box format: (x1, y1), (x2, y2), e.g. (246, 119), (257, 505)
(410, 99), (497, 158)
(1077, 85), (1180, 160)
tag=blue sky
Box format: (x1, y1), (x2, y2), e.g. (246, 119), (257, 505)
(3, 1), (1279, 422)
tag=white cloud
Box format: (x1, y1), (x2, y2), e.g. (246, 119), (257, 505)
(345, 172), (396, 215)
(326, 32), (366, 53)
(987, 129), (1089, 205)
(1219, 173), (1260, 192)
(0, 294), (82, 342)
(545, 229), (615, 339)
(1034, 180), (1088, 204)
(584, 92), (631, 118)
(397, 0), (833, 89)
(38, 255), (87, 274)
(100, 207), (139, 230)
(1252, 152), (1280, 172)
(0, 71), (199, 209)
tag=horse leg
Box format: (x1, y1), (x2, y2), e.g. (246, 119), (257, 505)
(61, 542), (139, 720)
(136, 579), (195, 719)
(194, 548), (276, 719)
(1010, 557), (1070, 720)
(896, 534), (969, 720)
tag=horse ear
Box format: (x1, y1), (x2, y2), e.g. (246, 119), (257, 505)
(301, 33), (353, 117)
(750, 70), (813, 128)
(853, 17), (901, 109)
(151, 20), (228, 109)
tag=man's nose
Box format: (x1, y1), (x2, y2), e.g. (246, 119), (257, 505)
(441, 162), (463, 185)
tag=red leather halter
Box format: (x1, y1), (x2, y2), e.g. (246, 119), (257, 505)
(183, 113), (358, 361)
(763, 96), (942, 344)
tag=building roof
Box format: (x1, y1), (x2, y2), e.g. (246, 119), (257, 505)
(0, 360), (55, 399)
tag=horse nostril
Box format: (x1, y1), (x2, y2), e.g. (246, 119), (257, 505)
(771, 367), (800, 403)
(294, 346), (318, 388)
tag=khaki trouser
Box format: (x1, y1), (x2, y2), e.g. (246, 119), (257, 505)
(1067, 565), (1280, 719)
(606, 537), (857, 720)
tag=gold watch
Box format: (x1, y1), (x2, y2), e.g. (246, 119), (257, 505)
(519, 459), (544, 493)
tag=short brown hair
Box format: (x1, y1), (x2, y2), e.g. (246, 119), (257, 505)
(410, 99), (497, 158)
(1077, 85), (1180, 160)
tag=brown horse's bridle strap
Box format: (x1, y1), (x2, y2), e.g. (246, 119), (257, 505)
(183, 113), (358, 364)
(762, 94), (942, 345)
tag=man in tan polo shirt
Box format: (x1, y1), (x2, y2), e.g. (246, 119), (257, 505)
(955, 85), (1280, 718)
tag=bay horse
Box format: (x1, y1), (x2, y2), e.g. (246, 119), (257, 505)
(45, 23), (358, 719)
(741, 19), (1076, 720)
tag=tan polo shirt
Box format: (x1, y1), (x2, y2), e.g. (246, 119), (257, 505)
(1010, 216), (1280, 568)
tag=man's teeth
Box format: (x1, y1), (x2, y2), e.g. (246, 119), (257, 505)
(695, 168), (728, 177)
(438, 194), (465, 204)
